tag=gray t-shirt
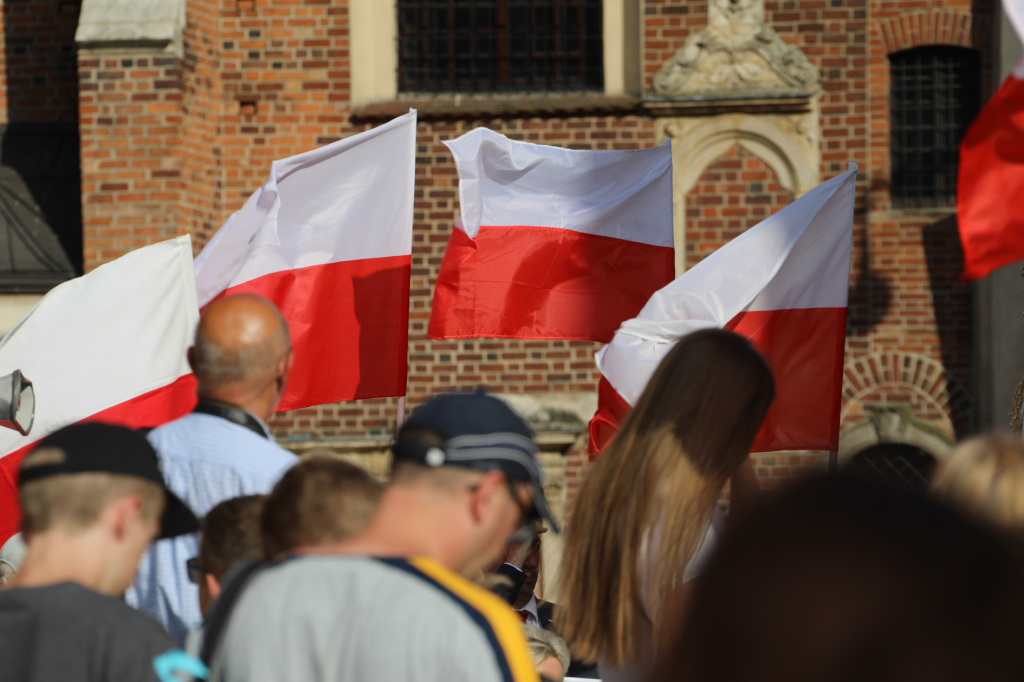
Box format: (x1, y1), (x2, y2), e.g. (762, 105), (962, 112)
(215, 555), (538, 682)
(0, 582), (176, 682)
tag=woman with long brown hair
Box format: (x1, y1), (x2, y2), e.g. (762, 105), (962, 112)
(557, 328), (775, 681)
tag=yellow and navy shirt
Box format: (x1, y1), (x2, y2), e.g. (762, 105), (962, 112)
(217, 554), (538, 682)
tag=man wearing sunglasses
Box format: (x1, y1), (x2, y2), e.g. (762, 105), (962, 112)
(211, 392), (557, 682)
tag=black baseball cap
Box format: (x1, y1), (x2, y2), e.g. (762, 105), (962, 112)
(392, 391), (559, 533)
(18, 423), (199, 539)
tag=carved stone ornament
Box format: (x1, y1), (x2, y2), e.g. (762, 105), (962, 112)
(652, 0), (819, 99)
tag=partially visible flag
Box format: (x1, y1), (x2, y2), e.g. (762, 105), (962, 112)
(428, 129), (675, 342)
(957, 0), (1024, 280)
(590, 164), (857, 456)
(0, 236), (200, 545)
(194, 111), (417, 410)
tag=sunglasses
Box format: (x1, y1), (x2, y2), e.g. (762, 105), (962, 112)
(186, 557), (212, 584)
(506, 479), (541, 545)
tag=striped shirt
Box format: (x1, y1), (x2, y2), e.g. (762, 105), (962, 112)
(126, 412), (296, 644)
(215, 555), (539, 682)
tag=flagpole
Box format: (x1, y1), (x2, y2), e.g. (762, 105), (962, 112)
(396, 396), (406, 429)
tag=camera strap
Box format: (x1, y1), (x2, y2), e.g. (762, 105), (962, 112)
(193, 400), (269, 440)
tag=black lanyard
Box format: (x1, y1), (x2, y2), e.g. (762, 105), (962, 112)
(193, 400), (269, 440)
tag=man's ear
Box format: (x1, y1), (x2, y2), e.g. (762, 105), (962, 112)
(109, 494), (145, 541)
(276, 349), (294, 390)
(204, 572), (222, 602)
(468, 471), (506, 525)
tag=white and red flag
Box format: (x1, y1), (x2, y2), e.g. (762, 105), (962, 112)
(428, 129), (674, 342)
(0, 236), (199, 545)
(590, 164), (857, 455)
(957, 0), (1024, 280)
(195, 111), (417, 410)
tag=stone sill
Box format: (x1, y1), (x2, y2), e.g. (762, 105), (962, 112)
(350, 94), (640, 123)
(642, 94), (814, 117)
(281, 430), (581, 456)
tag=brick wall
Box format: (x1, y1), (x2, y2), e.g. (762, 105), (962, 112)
(0, 0), (80, 123)
(685, 146), (792, 269)
(77, 51), (185, 268)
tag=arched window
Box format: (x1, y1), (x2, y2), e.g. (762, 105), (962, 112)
(890, 46), (980, 209)
(397, 0), (604, 94)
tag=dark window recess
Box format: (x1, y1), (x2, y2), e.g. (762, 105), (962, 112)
(844, 443), (937, 492)
(397, 0), (603, 94)
(890, 46), (981, 210)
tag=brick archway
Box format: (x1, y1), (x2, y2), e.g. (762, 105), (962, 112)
(841, 352), (972, 438)
(878, 11), (980, 54)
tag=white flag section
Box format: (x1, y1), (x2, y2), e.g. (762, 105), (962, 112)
(194, 111), (417, 411)
(591, 163), (857, 455)
(0, 236), (199, 545)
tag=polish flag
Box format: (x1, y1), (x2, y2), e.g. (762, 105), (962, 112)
(590, 164), (857, 455)
(428, 129), (674, 342)
(194, 111), (417, 410)
(957, 0), (1024, 280)
(0, 236), (200, 545)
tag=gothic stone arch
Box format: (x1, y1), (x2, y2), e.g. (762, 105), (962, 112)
(658, 112), (820, 275)
(838, 352), (972, 462)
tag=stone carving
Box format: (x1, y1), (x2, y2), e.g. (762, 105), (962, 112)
(652, 0), (819, 99)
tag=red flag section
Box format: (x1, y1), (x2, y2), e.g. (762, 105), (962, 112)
(589, 165), (857, 457)
(194, 112), (417, 410)
(429, 128), (675, 343)
(430, 225), (674, 341)
(957, 70), (1024, 281)
(0, 238), (200, 546)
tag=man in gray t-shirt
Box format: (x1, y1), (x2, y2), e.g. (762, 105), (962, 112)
(215, 392), (560, 682)
(0, 424), (200, 682)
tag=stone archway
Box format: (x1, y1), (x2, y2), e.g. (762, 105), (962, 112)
(658, 112), (820, 275)
(835, 348), (970, 448)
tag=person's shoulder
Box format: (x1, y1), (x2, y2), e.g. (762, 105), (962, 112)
(3, 583), (175, 646)
(149, 413), (295, 473)
(385, 557), (539, 682)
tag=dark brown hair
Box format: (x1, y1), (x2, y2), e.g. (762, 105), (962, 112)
(656, 476), (1024, 682)
(199, 494), (266, 579)
(261, 456), (383, 559)
(558, 328), (775, 666)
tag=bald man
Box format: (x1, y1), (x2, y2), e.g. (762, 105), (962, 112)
(126, 295), (297, 644)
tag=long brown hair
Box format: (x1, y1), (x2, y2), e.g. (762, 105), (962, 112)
(557, 329), (775, 667)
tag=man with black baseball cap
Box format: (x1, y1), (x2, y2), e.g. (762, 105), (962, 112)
(213, 392), (550, 682)
(0, 423), (200, 682)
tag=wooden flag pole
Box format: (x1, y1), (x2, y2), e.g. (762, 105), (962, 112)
(396, 396), (406, 430)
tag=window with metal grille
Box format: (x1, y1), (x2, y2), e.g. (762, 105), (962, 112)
(845, 443), (937, 492)
(397, 0), (604, 94)
(890, 46), (980, 209)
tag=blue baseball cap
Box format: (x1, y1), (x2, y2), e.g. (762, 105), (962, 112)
(392, 391), (559, 533)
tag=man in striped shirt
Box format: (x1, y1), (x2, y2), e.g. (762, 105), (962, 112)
(127, 295), (297, 644)
(213, 392), (557, 682)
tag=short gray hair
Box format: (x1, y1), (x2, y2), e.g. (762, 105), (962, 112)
(523, 625), (570, 674)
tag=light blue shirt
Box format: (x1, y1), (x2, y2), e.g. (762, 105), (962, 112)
(126, 412), (296, 644)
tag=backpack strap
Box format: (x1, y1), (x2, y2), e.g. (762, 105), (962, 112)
(199, 559), (267, 667)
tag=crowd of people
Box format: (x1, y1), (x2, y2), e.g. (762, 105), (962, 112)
(3, 293), (1024, 681)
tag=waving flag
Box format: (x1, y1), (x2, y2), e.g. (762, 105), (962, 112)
(0, 236), (199, 545)
(428, 129), (674, 342)
(957, 0), (1024, 280)
(590, 164), (857, 455)
(194, 111), (417, 410)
